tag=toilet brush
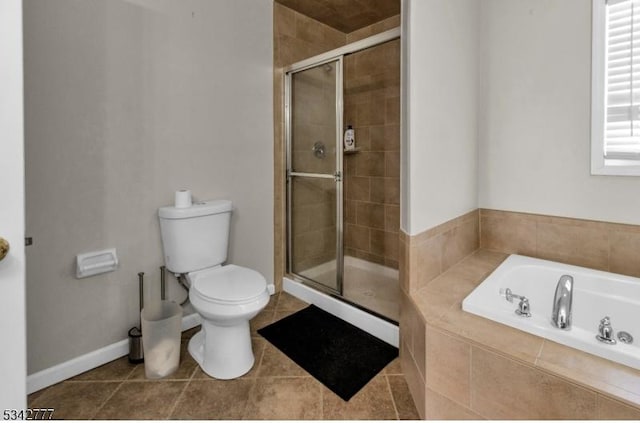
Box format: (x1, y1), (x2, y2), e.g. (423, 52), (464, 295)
(128, 272), (145, 364)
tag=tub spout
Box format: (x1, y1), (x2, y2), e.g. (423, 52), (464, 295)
(551, 275), (573, 330)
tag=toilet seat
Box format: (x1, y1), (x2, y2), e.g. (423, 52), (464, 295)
(189, 264), (267, 305)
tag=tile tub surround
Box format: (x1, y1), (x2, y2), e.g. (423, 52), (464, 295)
(400, 210), (480, 295)
(479, 208), (640, 278)
(400, 250), (640, 419)
(29, 292), (419, 420)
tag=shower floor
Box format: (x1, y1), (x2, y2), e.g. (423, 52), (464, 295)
(300, 256), (399, 321)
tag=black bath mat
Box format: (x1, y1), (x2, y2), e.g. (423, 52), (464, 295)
(257, 304), (398, 401)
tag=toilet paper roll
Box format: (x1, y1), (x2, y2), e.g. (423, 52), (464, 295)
(174, 189), (192, 208)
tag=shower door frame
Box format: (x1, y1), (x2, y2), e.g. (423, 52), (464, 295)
(284, 27), (401, 298)
(285, 56), (345, 296)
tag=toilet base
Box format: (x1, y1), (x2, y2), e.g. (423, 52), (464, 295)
(188, 320), (255, 380)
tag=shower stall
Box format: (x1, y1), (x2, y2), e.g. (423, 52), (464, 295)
(285, 29), (401, 322)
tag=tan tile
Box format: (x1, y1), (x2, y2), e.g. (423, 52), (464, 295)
(480, 213), (536, 256)
(536, 221), (609, 271)
(273, 3), (296, 38)
(276, 291), (308, 312)
(471, 347), (596, 419)
(385, 204), (400, 232)
(71, 356), (136, 381)
(412, 312), (426, 379)
(129, 339), (197, 380)
(425, 325), (471, 407)
(250, 309), (275, 336)
(29, 382), (120, 420)
(400, 341), (425, 419)
(425, 266), (482, 300)
(357, 201), (385, 229)
(345, 223), (370, 252)
(257, 342), (308, 377)
(262, 292), (279, 311)
(170, 379), (254, 419)
(356, 151), (385, 176)
(609, 230), (640, 277)
(442, 217), (479, 272)
(369, 125), (385, 151)
(399, 292), (418, 349)
(345, 199), (357, 224)
(385, 150), (400, 177)
(414, 235), (443, 291)
(387, 375), (420, 419)
(437, 305), (543, 365)
(243, 377), (322, 420)
(346, 176), (370, 202)
(383, 357), (403, 375)
(384, 177), (400, 204)
(412, 287), (460, 324)
(536, 340), (640, 404)
(424, 387), (483, 420)
(385, 96), (400, 125)
(322, 374), (397, 420)
(94, 381), (187, 419)
(377, 126), (397, 154)
(455, 249), (508, 280)
(597, 395), (640, 419)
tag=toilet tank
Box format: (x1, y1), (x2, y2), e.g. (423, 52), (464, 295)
(158, 199), (232, 274)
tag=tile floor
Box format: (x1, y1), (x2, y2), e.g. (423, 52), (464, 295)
(28, 292), (418, 420)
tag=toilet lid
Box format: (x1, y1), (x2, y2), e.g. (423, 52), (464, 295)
(190, 264), (267, 304)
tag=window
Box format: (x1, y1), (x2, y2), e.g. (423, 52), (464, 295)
(592, 0), (640, 175)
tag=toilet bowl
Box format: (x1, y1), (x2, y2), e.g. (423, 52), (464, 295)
(186, 264), (269, 379)
(158, 198), (270, 380)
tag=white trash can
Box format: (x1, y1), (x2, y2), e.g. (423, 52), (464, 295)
(141, 300), (182, 379)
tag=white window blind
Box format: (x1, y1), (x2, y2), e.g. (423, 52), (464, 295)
(605, 0), (640, 159)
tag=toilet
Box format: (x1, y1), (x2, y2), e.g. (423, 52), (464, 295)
(158, 199), (270, 379)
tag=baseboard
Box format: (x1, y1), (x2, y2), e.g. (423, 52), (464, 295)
(27, 313), (202, 394)
(283, 277), (399, 348)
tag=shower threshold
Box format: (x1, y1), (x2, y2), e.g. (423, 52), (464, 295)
(283, 277), (399, 347)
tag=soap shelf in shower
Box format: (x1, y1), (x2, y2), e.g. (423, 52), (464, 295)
(344, 148), (361, 155)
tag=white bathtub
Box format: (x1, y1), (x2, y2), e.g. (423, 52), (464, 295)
(462, 254), (640, 370)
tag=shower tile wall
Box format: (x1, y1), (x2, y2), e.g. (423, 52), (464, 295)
(343, 39), (401, 269)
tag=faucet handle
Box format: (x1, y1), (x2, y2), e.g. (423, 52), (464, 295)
(515, 297), (532, 317)
(596, 316), (617, 345)
(500, 288), (531, 317)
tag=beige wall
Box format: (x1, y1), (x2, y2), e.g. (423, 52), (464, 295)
(24, 0), (273, 374)
(478, 0), (640, 226)
(403, 0), (480, 235)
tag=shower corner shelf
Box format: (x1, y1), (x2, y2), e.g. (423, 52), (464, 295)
(344, 148), (361, 155)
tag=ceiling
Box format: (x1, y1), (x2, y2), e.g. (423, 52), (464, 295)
(275, 0), (400, 33)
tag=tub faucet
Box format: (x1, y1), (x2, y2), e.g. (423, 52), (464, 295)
(551, 275), (573, 330)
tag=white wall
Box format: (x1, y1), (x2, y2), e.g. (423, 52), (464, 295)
(0, 0), (27, 408)
(24, 0), (273, 373)
(478, 0), (640, 225)
(403, 0), (479, 235)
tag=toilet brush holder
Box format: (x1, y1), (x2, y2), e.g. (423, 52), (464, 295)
(128, 327), (144, 364)
(128, 272), (145, 364)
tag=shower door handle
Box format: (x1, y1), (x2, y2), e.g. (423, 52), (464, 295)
(0, 237), (9, 262)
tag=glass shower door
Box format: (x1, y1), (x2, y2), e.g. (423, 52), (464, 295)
(286, 58), (343, 295)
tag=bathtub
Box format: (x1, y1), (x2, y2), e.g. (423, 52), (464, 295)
(462, 254), (640, 370)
